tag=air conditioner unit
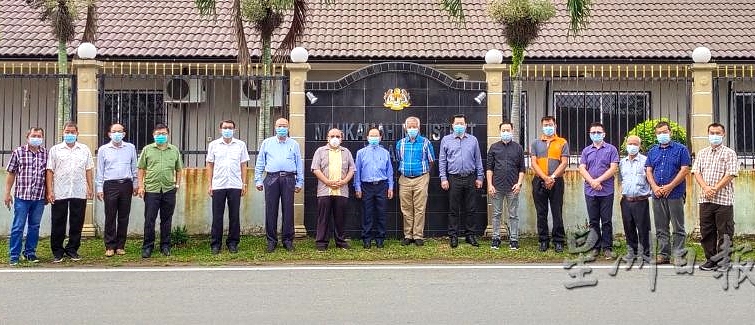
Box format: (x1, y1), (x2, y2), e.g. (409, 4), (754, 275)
(240, 79), (284, 108)
(164, 77), (206, 103)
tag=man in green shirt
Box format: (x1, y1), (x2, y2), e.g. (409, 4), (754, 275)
(137, 124), (183, 258)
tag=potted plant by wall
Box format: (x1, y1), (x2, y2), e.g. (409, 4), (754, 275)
(620, 117), (688, 153)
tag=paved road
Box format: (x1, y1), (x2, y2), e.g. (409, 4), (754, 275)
(1, 265), (753, 324)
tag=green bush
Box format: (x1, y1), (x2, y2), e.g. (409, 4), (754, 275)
(620, 118), (687, 153)
(171, 225), (189, 247)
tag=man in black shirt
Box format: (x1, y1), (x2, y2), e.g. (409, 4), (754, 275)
(486, 121), (526, 250)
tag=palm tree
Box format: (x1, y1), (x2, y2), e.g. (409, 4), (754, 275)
(488, 0), (591, 141)
(194, 0), (466, 146)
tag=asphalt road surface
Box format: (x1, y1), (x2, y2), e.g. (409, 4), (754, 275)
(1, 264), (753, 324)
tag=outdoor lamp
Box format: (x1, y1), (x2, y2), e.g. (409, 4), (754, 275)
(485, 49), (503, 64)
(306, 91), (318, 104)
(290, 47), (309, 63)
(77, 42), (97, 59)
(691, 47), (711, 63)
(474, 92), (486, 104)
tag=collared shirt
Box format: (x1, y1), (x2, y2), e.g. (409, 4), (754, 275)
(6, 145), (47, 200)
(354, 144), (394, 193)
(311, 145), (355, 198)
(439, 132), (484, 182)
(206, 137), (250, 190)
(486, 140), (525, 193)
(96, 141), (138, 192)
(47, 142), (94, 200)
(619, 154), (651, 197)
(579, 142), (620, 196)
(645, 141), (691, 199)
(530, 134), (569, 176)
(137, 143), (183, 193)
(395, 135), (435, 177)
(254, 136), (304, 188)
(327, 148), (343, 195)
(691, 145), (739, 205)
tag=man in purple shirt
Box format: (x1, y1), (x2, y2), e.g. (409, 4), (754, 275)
(578, 122), (619, 259)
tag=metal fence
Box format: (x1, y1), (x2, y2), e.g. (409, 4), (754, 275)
(97, 63), (289, 167)
(0, 73), (76, 166)
(714, 65), (755, 169)
(504, 64), (691, 168)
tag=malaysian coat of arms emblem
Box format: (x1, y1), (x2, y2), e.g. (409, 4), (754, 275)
(384, 88), (411, 111)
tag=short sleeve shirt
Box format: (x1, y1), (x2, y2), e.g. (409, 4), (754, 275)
(138, 143), (183, 193)
(207, 138), (250, 190)
(691, 145), (738, 205)
(645, 141), (691, 199)
(47, 142), (94, 200)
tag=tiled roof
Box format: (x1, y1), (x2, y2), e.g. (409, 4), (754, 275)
(1, 0), (753, 61)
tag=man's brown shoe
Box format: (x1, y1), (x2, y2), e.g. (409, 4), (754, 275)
(656, 256), (670, 264)
(115, 249), (126, 255)
(105, 249), (115, 257)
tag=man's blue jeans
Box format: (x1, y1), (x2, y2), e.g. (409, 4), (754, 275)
(9, 197), (45, 260)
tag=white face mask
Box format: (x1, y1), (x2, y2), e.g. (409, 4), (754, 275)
(329, 137), (341, 147)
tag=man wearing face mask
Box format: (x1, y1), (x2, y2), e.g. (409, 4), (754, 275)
(137, 123), (183, 258)
(4, 127), (48, 265)
(440, 114), (484, 248)
(395, 116), (435, 246)
(691, 123), (738, 271)
(96, 123), (138, 257)
(354, 128), (394, 249)
(530, 116), (569, 252)
(311, 128), (355, 251)
(645, 120), (690, 264)
(486, 121), (525, 250)
(206, 120), (250, 254)
(255, 118), (304, 253)
(578, 122), (619, 259)
(618, 135), (652, 264)
(46, 121), (94, 263)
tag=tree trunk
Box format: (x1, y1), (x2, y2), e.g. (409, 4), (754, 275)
(510, 46), (525, 143)
(256, 35), (272, 147)
(57, 39), (70, 138)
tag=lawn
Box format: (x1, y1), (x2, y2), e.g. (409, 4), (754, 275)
(3, 235), (755, 267)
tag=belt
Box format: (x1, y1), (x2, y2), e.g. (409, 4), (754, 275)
(623, 195), (650, 202)
(104, 178), (132, 184)
(363, 179), (387, 185)
(403, 173), (426, 179)
(269, 171), (296, 177)
(449, 172), (474, 178)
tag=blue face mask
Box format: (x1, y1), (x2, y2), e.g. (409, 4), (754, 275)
(590, 133), (604, 144)
(154, 134), (168, 145)
(221, 129), (234, 139)
(275, 127), (288, 137)
(453, 124), (466, 135)
(28, 137), (43, 147)
(367, 136), (380, 146)
(406, 128), (419, 138)
(542, 126), (555, 136)
(708, 134), (723, 146)
(656, 133), (671, 145)
(626, 144), (640, 156)
(500, 131), (513, 143)
(63, 133), (77, 144)
(110, 132), (124, 143)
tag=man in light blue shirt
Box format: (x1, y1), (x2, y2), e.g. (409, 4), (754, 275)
(355, 128), (394, 249)
(619, 135), (652, 263)
(254, 118), (303, 253)
(96, 123), (138, 257)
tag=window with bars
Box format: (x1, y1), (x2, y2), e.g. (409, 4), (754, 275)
(553, 91), (649, 154)
(100, 91), (167, 151)
(734, 93), (755, 155)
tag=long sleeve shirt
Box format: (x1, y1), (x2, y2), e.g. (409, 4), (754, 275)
(439, 132), (483, 182)
(254, 136), (304, 188)
(96, 141), (138, 192)
(354, 144), (394, 193)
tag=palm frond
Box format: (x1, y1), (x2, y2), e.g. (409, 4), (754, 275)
(440, 0), (465, 24)
(81, 0), (98, 43)
(566, 0), (591, 36)
(274, 0), (308, 62)
(194, 0), (218, 17)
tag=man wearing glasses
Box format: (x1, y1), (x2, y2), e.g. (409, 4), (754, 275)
(578, 122), (620, 259)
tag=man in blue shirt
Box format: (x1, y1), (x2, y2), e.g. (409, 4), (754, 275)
(645, 120), (690, 264)
(96, 123), (138, 257)
(355, 128), (394, 249)
(255, 118), (304, 253)
(440, 114), (484, 248)
(619, 135), (652, 263)
(395, 116), (435, 246)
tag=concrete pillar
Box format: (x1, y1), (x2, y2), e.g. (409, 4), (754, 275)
(286, 62), (311, 238)
(483, 63), (509, 239)
(73, 59), (103, 237)
(689, 62), (717, 239)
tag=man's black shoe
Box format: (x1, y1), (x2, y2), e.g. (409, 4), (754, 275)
(401, 238), (413, 246)
(283, 242), (295, 252)
(450, 236), (459, 248)
(465, 235), (479, 247)
(65, 251), (81, 261)
(266, 243), (276, 253)
(375, 240), (384, 248)
(160, 247), (171, 256)
(554, 242), (564, 253)
(363, 240), (371, 249)
(415, 239), (424, 246)
(141, 247), (152, 258)
(24, 254), (39, 263)
(699, 260), (717, 271)
(228, 245), (238, 254)
(211, 247), (220, 255)
(539, 241), (549, 252)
